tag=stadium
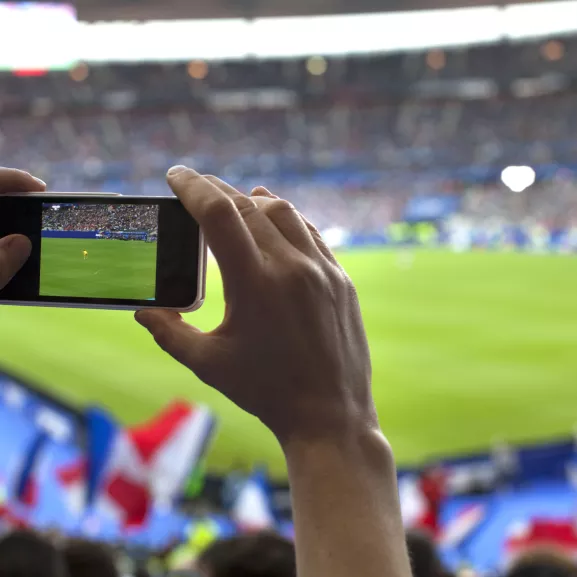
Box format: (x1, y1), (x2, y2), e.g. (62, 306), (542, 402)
(1, 0), (577, 574)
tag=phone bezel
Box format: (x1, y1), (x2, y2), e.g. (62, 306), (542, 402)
(0, 194), (206, 312)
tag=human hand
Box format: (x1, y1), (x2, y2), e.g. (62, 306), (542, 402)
(136, 167), (377, 443)
(0, 168), (46, 289)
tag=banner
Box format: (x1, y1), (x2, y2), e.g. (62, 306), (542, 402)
(41, 230), (100, 239)
(0, 373), (81, 443)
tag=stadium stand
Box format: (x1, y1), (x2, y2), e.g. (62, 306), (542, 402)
(3, 42), (577, 241)
(5, 1), (577, 576)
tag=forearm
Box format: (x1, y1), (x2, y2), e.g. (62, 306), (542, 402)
(283, 422), (411, 577)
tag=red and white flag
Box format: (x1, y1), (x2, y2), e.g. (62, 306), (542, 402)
(56, 458), (86, 517)
(86, 401), (216, 528)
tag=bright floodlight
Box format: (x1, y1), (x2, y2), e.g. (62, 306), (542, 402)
(321, 227), (348, 249)
(501, 165), (536, 193)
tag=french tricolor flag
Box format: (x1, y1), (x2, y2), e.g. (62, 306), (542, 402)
(84, 400), (216, 528)
(14, 431), (47, 508)
(231, 469), (275, 532)
(56, 458), (86, 517)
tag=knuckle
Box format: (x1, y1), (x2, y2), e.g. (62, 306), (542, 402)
(280, 258), (328, 293)
(201, 196), (236, 223)
(235, 196), (258, 219)
(342, 270), (355, 291)
(171, 168), (202, 186)
(237, 203), (258, 220)
(308, 224), (322, 239)
(264, 199), (294, 214)
(341, 271), (360, 300)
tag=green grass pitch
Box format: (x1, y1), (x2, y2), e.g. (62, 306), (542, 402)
(40, 238), (157, 300)
(0, 249), (576, 478)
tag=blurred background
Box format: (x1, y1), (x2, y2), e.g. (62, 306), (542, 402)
(1, 0), (577, 573)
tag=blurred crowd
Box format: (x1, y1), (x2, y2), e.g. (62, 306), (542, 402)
(0, 528), (297, 577)
(2, 91), (577, 232)
(0, 35), (577, 235)
(458, 176), (577, 230)
(4, 526), (577, 577)
(42, 204), (159, 234)
(2, 93), (577, 175)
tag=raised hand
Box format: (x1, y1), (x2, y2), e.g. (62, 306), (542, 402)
(135, 167), (376, 443)
(136, 166), (410, 577)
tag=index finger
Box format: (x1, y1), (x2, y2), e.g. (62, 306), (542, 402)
(0, 168), (46, 194)
(166, 166), (262, 293)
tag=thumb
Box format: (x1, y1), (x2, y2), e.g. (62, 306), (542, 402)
(135, 309), (212, 374)
(0, 235), (31, 290)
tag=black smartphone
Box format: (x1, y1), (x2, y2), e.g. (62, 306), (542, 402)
(0, 194), (206, 311)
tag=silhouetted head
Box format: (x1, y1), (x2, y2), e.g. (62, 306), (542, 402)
(62, 538), (118, 577)
(0, 530), (67, 577)
(406, 529), (446, 577)
(197, 532), (296, 577)
(506, 548), (577, 577)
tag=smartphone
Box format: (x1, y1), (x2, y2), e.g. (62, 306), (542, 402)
(0, 194), (206, 311)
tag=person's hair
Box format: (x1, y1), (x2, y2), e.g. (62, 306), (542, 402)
(62, 538), (119, 577)
(506, 548), (577, 577)
(0, 530), (67, 577)
(197, 532), (296, 577)
(406, 529), (446, 577)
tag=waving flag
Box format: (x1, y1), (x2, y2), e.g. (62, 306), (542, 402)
(440, 504), (486, 548)
(86, 401), (216, 528)
(14, 430), (48, 507)
(505, 518), (577, 563)
(56, 458), (86, 517)
(399, 474), (427, 529)
(0, 430), (51, 530)
(231, 469), (275, 532)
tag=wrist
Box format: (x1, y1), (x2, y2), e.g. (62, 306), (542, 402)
(272, 386), (380, 449)
(281, 417), (394, 475)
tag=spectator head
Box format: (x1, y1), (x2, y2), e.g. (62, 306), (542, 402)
(406, 529), (445, 577)
(505, 549), (577, 577)
(0, 530), (67, 577)
(197, 532), (296, 577)
(62, 539), (118, 577)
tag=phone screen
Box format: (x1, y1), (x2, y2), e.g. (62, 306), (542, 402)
(40, 202), (159, 301)
(0, 195), (203, 310)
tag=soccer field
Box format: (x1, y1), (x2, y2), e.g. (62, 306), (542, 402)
(0, 249), (576, 477)
(40, 238), (157, 300)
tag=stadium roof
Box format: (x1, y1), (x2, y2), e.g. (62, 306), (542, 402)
(72, 0), (552, 21)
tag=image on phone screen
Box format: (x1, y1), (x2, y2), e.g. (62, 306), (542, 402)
(40, 203), (159, 300)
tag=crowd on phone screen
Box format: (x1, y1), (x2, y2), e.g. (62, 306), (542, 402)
(41, 204), (158, 234)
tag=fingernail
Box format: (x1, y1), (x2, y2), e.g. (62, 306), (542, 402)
(33, 177), (46, 187)
(167, 165), (187, 177)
